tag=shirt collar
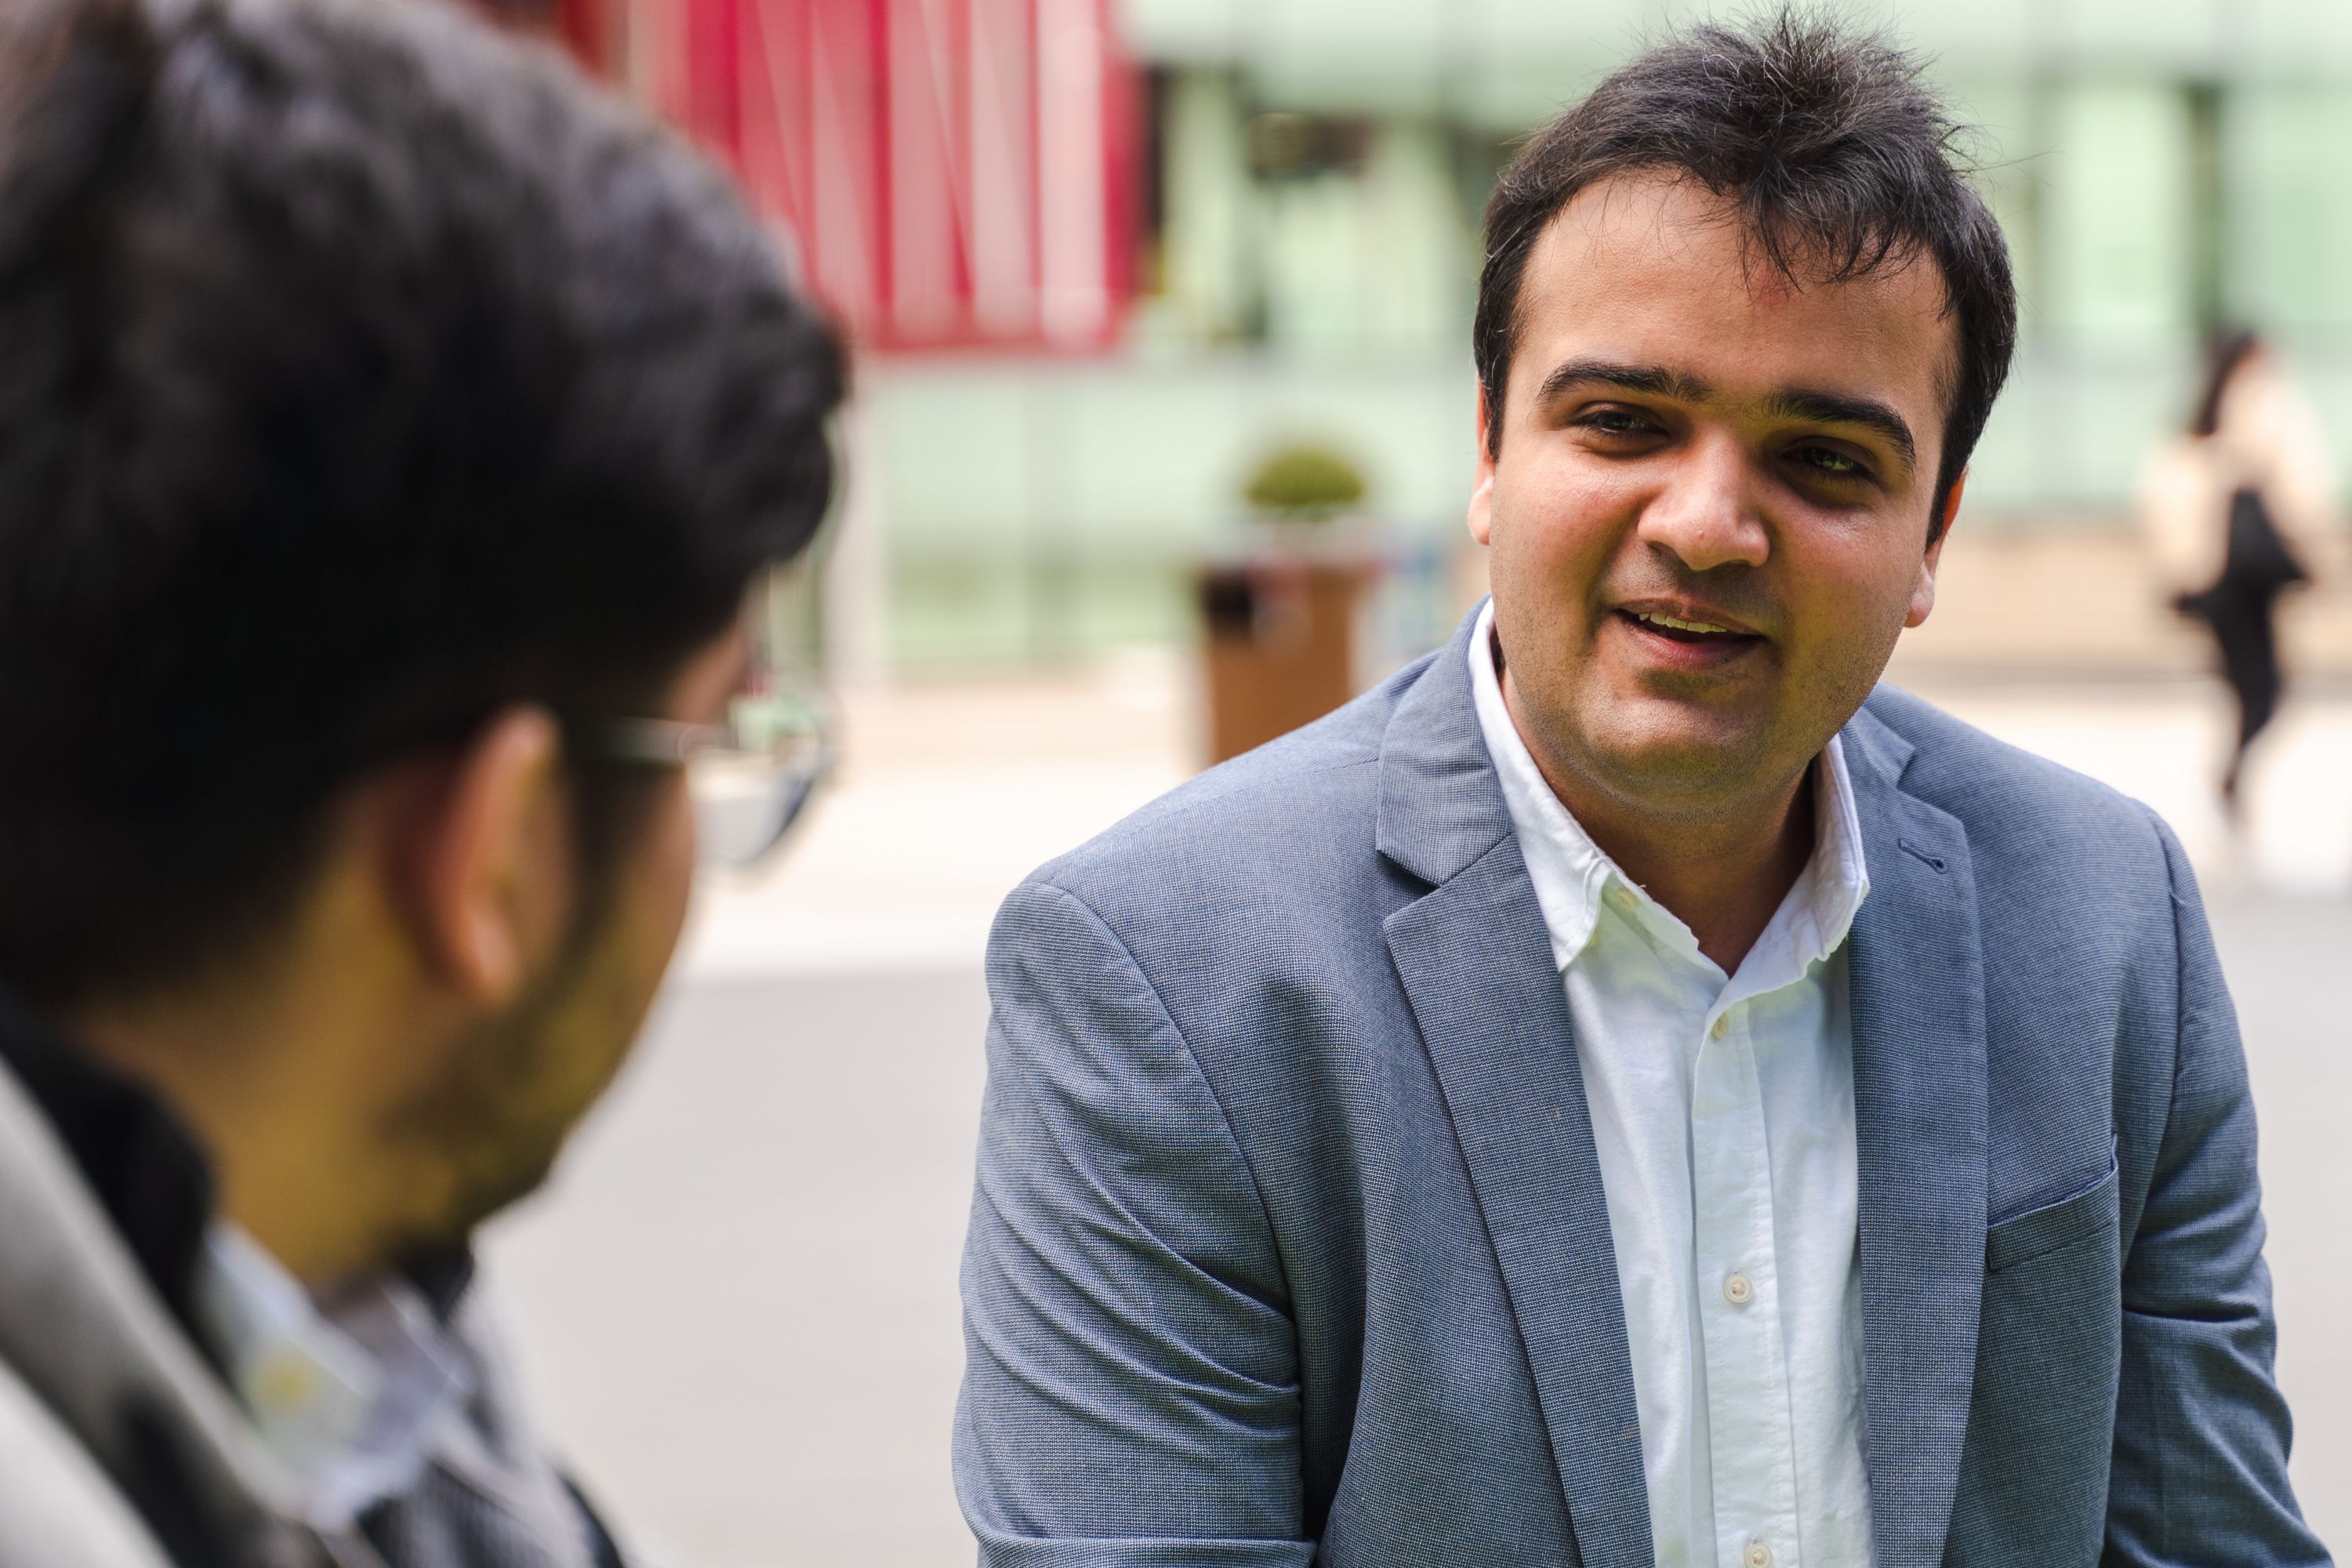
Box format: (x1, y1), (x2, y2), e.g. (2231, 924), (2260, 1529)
(1466, 598), (1870, 980)
(193, 1224), (474, 1531)
(1797, 727), (1871, 962)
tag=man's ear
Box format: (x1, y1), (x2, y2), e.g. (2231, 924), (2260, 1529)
(405, 706), (571, 1005)
(1468, 386), (1499, 547)
(1906, 468), (1966, 630)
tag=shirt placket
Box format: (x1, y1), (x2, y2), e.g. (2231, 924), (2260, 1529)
(1691, 1000), (1804, 1568)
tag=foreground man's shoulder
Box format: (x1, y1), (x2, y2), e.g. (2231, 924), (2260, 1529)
(0, 1356), (174, 1568)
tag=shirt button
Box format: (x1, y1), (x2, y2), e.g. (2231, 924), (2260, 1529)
(1710, 1014), (1729, 1040)
(1745, 1541), (1773, 1568)
(1722, 1271), (1755, 1307)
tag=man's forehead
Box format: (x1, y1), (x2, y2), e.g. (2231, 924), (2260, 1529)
(1519, 175), (1958, 414)
(1548, 171), (1936, 285)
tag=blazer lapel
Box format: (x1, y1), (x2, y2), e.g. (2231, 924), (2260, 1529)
(1376, 612), (1653, 1568)
(1840, 704), (1991, 1567)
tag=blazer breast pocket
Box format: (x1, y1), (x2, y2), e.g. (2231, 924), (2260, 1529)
(1986, 1155), (2120, 1273)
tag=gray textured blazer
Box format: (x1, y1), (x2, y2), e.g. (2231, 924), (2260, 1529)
(956, 608), (2328, 1566)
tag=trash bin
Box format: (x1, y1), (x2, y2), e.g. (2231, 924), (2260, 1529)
(1197, 554), (1377, 764)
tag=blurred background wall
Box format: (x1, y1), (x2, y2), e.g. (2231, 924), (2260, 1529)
(518, 0), (2352, 681)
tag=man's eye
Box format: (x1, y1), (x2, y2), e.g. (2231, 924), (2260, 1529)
(1579, 409), (1657, 436)
(1793, 445), (1867, 478)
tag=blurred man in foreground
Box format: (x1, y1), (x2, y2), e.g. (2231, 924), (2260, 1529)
(0, 0), (842, 1563)
(958, 13), (2325, 1566)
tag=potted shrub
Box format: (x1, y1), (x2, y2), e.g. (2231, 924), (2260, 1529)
(1198, 441), (1381, 763)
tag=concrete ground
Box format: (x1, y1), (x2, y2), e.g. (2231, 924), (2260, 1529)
(481, 655), (2352, 1566)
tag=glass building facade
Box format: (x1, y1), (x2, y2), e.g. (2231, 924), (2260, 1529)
(873, 0), (2352, 668)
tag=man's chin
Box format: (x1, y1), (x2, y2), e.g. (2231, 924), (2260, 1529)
(1578, 712), (1784, 807)
(445, 1137), (567, 1240)
(384, 1134), (568, 1265)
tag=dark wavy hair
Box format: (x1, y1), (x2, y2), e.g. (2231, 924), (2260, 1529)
(2190, 328), (2260, 440)
(0, 0), (846, 1006)
(1473, 11), (2016, 537)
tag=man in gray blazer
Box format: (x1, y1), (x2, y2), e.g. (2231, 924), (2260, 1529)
(956, 14), (2328, 1568)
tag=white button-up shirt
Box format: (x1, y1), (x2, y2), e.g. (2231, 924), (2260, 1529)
(1467, 602), (1876, 1568)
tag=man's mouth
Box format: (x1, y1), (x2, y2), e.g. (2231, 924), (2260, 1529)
(1619, 608), (1759, 644)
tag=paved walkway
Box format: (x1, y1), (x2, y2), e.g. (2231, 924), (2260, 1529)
(485, 659), (2352, 1566)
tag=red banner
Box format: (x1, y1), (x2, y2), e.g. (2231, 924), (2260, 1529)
(565, 0), (1138, 354)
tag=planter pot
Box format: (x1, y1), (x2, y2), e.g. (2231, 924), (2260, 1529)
(1196, 547), (1380, 764)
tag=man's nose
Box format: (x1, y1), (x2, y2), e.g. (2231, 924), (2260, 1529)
(1635, 437), (1770, 572)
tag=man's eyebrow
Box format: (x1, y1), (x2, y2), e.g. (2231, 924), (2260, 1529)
(1763, 387), (1917, 473)
(1533, 358), (1713, 408)
(1534, 357), (1920, 475)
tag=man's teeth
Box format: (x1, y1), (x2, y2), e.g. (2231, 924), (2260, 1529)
(1635, 611), (1735, 634)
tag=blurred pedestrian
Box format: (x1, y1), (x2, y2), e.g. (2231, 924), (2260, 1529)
(2140, 328), (2335, 816)
(0, 0), (842, 1565)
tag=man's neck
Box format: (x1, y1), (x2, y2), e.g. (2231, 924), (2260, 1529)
(67, 993), (413, 1290)
(1503, 680), (1817, 974)
(1598, 779), (1815, 974)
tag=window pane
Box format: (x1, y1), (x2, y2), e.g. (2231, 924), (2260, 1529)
(2232, 87), (2352, 335)
(2042, 82), (2194, 354)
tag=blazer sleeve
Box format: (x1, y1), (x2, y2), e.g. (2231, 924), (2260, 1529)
(2104, 818), (2330, 1566)
(954, 878), (1316, 1568)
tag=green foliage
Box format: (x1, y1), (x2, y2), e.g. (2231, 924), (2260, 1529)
(1242, 443), (1367, 519)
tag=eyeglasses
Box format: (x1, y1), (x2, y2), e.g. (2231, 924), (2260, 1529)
(573, 579), (836, 869)
(578, 688), (833, 869)
(580, 686), (832, 868)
